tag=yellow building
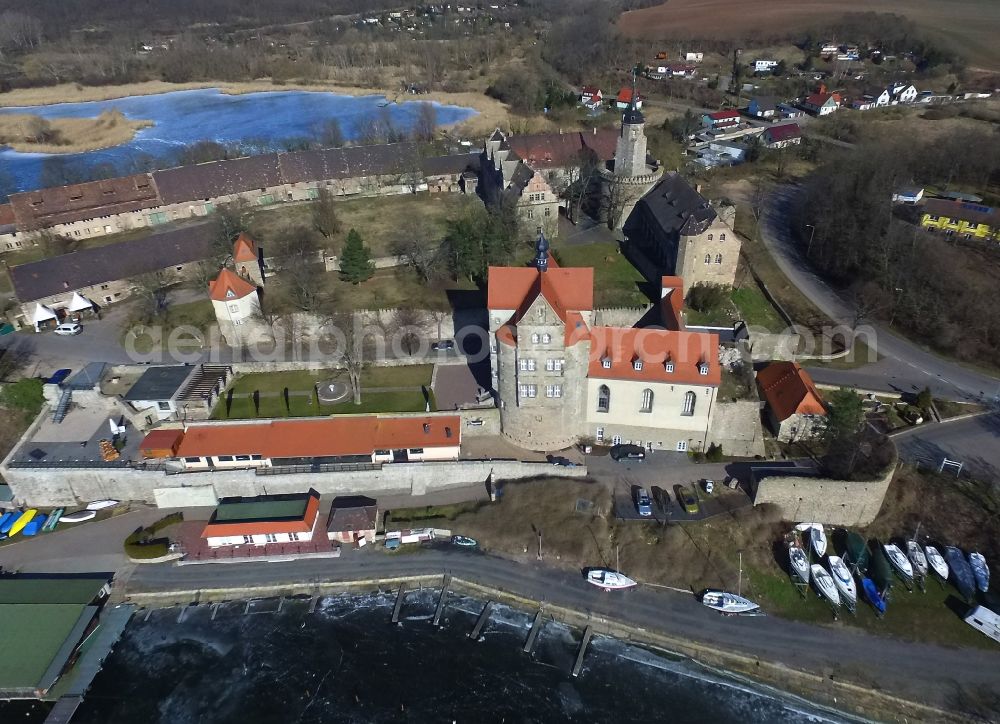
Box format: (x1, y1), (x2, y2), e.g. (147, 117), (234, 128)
(920, 198), (999, 241)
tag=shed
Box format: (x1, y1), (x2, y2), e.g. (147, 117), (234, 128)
(327, 496), (379, 544)
(139, 429), (185, 459)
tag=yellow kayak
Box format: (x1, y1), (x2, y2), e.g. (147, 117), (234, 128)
(8, 509), (36, 538)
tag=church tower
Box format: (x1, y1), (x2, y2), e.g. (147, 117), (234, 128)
(614, 67), (649, 178)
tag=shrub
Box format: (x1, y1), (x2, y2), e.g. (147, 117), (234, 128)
(123, 513), (182, 560)
(686, 283), (729, 313)
(0, 378), (45, 417)
(705, 443), (724, 462)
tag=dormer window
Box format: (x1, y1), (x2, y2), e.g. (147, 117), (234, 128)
(633, 359), (643, 371)
(542, 333), (551, 344)
(698, 363), (709, 376)
(601, 356), (612, 369)
(531, 333), (539, 343)
(665, 362), (674, 373)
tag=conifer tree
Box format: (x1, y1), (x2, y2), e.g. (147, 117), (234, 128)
(339, 228), (374, 284)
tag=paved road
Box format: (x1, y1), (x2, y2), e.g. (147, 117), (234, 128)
(762, 185), (1000, 403)
(893, 413), (1000, 481)
(124, 548), (1000, 714)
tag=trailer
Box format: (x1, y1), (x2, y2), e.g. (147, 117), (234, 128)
(964, 606), (1000, 644)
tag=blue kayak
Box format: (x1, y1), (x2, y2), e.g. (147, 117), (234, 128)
(21, 514), (47, 536)
(0, 512), (13, 533)
(0, 511), (21, 535)
(946, 546), (976, 600)
(861, 577), (886, 615)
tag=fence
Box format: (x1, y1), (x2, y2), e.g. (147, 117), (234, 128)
(257, 462), (382, 476)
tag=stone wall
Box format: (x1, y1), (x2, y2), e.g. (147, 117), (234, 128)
(1, 457), (587, 508)
(707, 400), (766, 457)
(751, 465), (896, 527)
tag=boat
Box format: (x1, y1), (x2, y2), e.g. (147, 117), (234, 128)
(0, 511), (20, 535)
(924, 545), (949, 581)
(586, 569), (637, 591)
(452, 535), (478, 548)
(811, 564), (840, 607)
(788, 545), (810, 582)
(906, 541), (928, 578)
(86, 499), (119, 511)
(827, 556), (858, 606)
(21, 514), (47, 536)
(59, 509), (97, 524)
(844, 531), (870, 575)
(882, 542), (913, 581)
(42, 509), (63, 532)
(0, 511), (13, 535)
(969, 552), (990, 593)
(7, 509), (36, 538)
(701, 590), (760, 615)
(861, 577), (887, 616)
(946, 546), (976, 600)
(870, 543), (894, 594)
(795, 522), (827, 558)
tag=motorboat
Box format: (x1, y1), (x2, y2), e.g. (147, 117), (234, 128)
(788, 545), (810, 582)
(795, 522), (827, 558)
(586, 569), (637, 591)
(861, 577), (887, 616)
(906, 541), (928, 578)
(924, 545), (949, 581)
(827, 556), (857, 606)
(968, 552), (990, 593)
(882, 542), (914, 581)
(452, 535), (478, 548)
(701, 590), (760, 615)
(60, 509), (97, 524)
(945, 546), (976, 601)
(811, 564), (841, 607)
(86, 499), (119, 511)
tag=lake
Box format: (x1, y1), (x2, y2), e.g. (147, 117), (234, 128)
(0, 88), (477, 193)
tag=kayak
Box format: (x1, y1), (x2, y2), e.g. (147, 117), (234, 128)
(0, 511), (20, 535)
(86, 499), (119, 511)
(60, 510), (97, 524)
(21, 514), (47, 536)
(0, 512), (13, 534)
(7, 509), (36, 538)
(861, 577), (887, 616)
(42, 509), (64, 532)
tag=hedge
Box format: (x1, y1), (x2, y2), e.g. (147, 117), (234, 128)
(123, 512), (183, 559)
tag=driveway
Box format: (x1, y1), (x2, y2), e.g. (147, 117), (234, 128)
(761, 185), (1000, 403)
(893, 413), (1000, 481)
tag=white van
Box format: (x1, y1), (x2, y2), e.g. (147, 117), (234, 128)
(54, 322), (82, 336)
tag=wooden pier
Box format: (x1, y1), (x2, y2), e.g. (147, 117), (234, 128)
(308, 595), (319, 614)
(469, 601), (494, 640)
(392, 584), (406, 624)
(571, 625), (593, 678)
(432, 574), (451, 627)
(522, 608), (544, 654)
(211, 603), (221, 620)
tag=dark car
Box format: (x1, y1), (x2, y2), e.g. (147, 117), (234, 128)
(431, 340), (455, 351)
(679, 486), (700, 514)
(45, 368), (72, 385)
(610, 444), (645, 462)
(546, 455), (578, 467)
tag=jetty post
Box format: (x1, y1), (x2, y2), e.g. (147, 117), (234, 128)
(523, 608), (544, 654)
(469, 601), (494, 640)
(433, 574), (452, 627)
(572, 625), (594, 677)
(392, 584), (407, 624)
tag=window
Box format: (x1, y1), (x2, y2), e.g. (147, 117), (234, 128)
(664, 362), (674, 373)
(251, 454), (263, 460)
(521, 359), (536, 371)
(682, 391), (696, 416)
(708, 234), (713, 240)
(699, 363), (709, 375)
(176, 266), (183, 272)
(715, 254), (723, 264)
(409, 447), (425, 454)
(531, 333), (539, 343)
(720, 233), (726, 241)
(676, 440), (688, 452)
(597, 384), (610, 413)
(234, 319), (244, 326)
(157, 401), (171, 411)
(633, 359), (643, 371)
(265, 533), (278, 543)
(544, 207), (551, 217)
(216, 455), (234, 462)
(542, 333), (551, 344)
(611, 434), (623, 445)
(229, 304), (240, 313)
(704, 254), (711, 264)
(546, 384), (562, 398)
(640, 388), (653, 412)
(184, 457), (202, 463)
(554, 359), (564, 372)
(105, 296), (112, 303)
(235, 455), (252, 461)
(601, 357), (612, 369)
(243, 535), (253, 544)
(289, 532), (300, 542)
(100, 284), (110, 290)
(526, 208), (534, 219)
(595, 427), (604, 442)
(545, 359), (555, 371)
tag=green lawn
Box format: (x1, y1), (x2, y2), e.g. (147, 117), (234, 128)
(330, 268), (474, 312)
(213, 389), (433, 419)
(554, 242), (650, 307)
(731, 285), (786, 332)
(229, 365), (433, 395)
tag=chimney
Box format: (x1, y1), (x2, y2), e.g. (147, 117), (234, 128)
(423, 423), (430, 434)
(445, 426), (452, 439)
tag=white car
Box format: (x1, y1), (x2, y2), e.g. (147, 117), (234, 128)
(54, 322), (82, 336)
(702, 479), (715, 494)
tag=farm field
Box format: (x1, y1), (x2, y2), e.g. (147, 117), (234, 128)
(618, 0), (1000, 71)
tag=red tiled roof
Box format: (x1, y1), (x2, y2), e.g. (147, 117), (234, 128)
(616, 88), (644, 104)
(139, 428), (184, 458)
(804, 93), (834, 107)
(208, 268), (257, 301)
(588, 326), (720, 385)
(660, 276), (684, 331)
(202, 493), (320, 538)
(487, 266), (593, 319)
(708, 110), (741, 121)
(506, 129), (618, 169)
(765, 124), (801, 142)
(756, 361), (826, 422)
(581, 86), (601, 97)
(232, 233), (258, 263)
(0, 203), (15, 226)
(174, 415), (461, 460)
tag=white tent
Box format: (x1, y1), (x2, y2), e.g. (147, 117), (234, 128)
(32, 303), (57, 331)
(67, 292), (94, 313)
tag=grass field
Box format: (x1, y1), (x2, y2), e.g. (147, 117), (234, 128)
(213, 389), (432, 419)
(229, 365), (433, 395)
(554, 242), (650, 307)
(0, 110), (151, 154)
(618, 0), (1000, 71)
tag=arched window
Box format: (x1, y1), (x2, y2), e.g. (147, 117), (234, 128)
(531, 333), (539, 343)
(542, 333), (551, 344)
(704, 254), (711, 264)
(640, 388), (653, 412)
(715, 254), (723, 264)
(707, 233), (714, 240)
(597, 385), (611, 413)
(720, 233), (726, 241)
(682, 391), (696, 416)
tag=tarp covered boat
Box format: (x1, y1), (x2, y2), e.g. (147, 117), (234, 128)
(946, 546), (976, 600)
(861, 577), (887, 616)
(844, 531), (870, 575)
(968, 552), (990, 593)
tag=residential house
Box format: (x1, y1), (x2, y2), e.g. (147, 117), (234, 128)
(920, 199), (1000, 241)
(777, 103), (804, 119)
(851, 95), (877, 111)
(209, 267), (265, 347)
(665, 63), (698, 78)
(891, 186), (924, 204)
(801, 92), (838, 116)
(701, 109), (741, 130)
(820, 43), (840, 56)
(748, 96), (778, 118)
(683, 51), (703, 62)
(753, 59), (779, 73)
(695, 140), (750, 167)
(326, 496), (379, 545)
(488, 239), (722, 451)
(580, 86), (603, 111)
(761, 123), (802, 148)
(123, 364), (233, 423)
(756, 361), (827, 442)
(624, 173), (740, 288)
(616, 87), (644, 110)
(146, 413), (463, 470)
(887, 82), (918, 105)
(201, 491), (322, 548)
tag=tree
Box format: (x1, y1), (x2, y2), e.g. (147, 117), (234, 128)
(132, 269), (174, 322)
(392, 219), (440, 284)
(916, 387), (933, 413)
(271, 228), (324, 311)
(554, 149), (599, 224)
(317, 118), (345, 148)
(668, 109), (698, 143)
(442, 203), (519, 283)
(339, 228), (374, 284)
(411, 101), (437, 142)
(311, 188), (342, 239)
(686, 283), (729, 313)
(213, 199), (251, 260)
(821, 389), (865, 479)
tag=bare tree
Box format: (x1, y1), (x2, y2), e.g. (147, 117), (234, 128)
(412, 101), (437, 142)
(392, 219), (440, 284)
(393, 307), (428, 355)
(131, 269), (174, 322)
(311, 188), (342, 239)
(270, 228), (325, 312)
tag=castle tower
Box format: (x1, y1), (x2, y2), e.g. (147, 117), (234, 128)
(232, 232), (264, 287)
(208, 268), (267, 347)
(614, 69), (648, 179)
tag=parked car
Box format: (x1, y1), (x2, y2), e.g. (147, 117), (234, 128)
(679, 486), (700, 514)
(725, 475), (739, 490)
(610, 444), (645, 462)
(54, 322), (82, 336)
(547, 455), (578, 467)
(45, 368), (72, 385)
(431, 339), (455, 351)
(635, 488), (653, 517)
(702, 479), (715, 494)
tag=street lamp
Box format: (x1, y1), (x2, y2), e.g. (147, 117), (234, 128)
(804, 224), (816, 258)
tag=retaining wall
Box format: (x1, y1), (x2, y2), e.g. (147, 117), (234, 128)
(751, 464), (895, 527)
